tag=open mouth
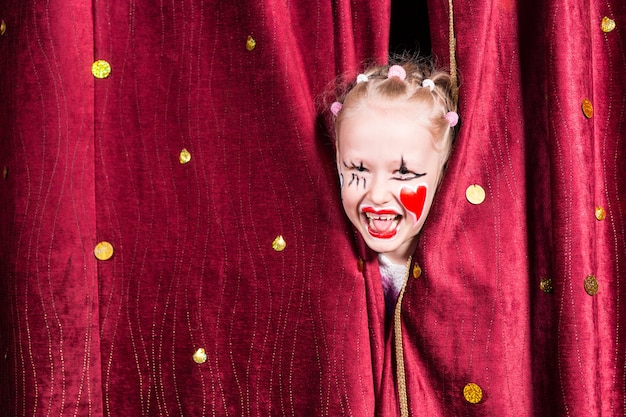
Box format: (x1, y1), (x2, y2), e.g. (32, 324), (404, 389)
(362, 208), (401, 239)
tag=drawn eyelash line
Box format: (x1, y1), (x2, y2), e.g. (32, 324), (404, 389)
(393, 172), (426, 180)
(342, 159), (423, 182)
(348, 173), (367, 189)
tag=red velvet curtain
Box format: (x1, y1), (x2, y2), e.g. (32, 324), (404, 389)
(1, 0), (625, 416)
(403, 0), (625, 415)
(0, 1), (390, 415)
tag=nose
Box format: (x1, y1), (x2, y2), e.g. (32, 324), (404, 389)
(367, 175), (392, 205)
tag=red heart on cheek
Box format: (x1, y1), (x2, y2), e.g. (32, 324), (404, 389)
(400, 186), (427, 222)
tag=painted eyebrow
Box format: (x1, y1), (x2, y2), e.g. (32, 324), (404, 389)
(396, 157), (419, 173)
(395, 156), (426, 177)
(398, 157), (409, 173)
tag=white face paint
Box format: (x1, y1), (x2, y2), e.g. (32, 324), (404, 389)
(336, 103), (445, 265)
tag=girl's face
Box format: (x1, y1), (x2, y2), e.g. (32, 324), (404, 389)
(336, 103), (445, 265)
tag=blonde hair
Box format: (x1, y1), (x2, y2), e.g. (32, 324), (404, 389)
(333, 58), (458, 163)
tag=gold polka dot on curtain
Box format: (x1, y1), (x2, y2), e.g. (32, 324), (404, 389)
(466, 184), (486, 205)
(601, 16), (616, 33)
(272, 235), (286, 251)
(463, 382), (483, 404)
(94, 241), (114, 260)
(91, 59), (112, 79)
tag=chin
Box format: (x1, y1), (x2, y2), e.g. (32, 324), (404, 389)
(362, 233), (401, 255)
(362, 228), (420, 260)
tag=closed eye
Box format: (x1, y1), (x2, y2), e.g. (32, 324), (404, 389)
(392, 171), (426, 181)
(343, 161), (369, 173)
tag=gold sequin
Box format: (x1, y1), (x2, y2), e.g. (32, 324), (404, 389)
(179, 148), (191, 164)
(540, 278), (553, 293)
(91, 59), (111, 79)
(463, 382), (483, 404)
(584, 275), (598, 296)
(412, 264), (422, 279)
(581, 99), (593, 119)
(272, 235), (286, 252)
(94, 241), (114, 261)
(193, 348), (207, 364)
(595, 206), (606, 221)
(2, 166), (7, 180)
(0, 20), (6, 36)
(357, 257), (364, 273)
(246, 35), (256, 51)
(601, 17), (616, 33)
(466, 184), (486, 205)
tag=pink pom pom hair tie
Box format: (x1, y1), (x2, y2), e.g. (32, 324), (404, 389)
(445, 111), (459, 127)
(330, 101), (343, 116)
(387, 65), (406, 80)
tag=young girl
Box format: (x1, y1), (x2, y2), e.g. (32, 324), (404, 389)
(331, 58), (458, 317)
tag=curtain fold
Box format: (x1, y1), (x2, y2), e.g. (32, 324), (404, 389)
(406, 0), (626, 415)
(0, 1), (391, 415)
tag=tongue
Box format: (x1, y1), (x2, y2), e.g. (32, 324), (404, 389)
(371, 218), (394, 233)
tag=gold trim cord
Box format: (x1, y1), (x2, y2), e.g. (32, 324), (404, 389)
(394, 257), (412, 417)
(448, 0), (458, 104)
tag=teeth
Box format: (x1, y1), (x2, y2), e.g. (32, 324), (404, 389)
(365, 213), (399, 221)
(364, 212), (400, 235)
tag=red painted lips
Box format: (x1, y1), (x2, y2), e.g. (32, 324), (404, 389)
(362, 207), (400, 239)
